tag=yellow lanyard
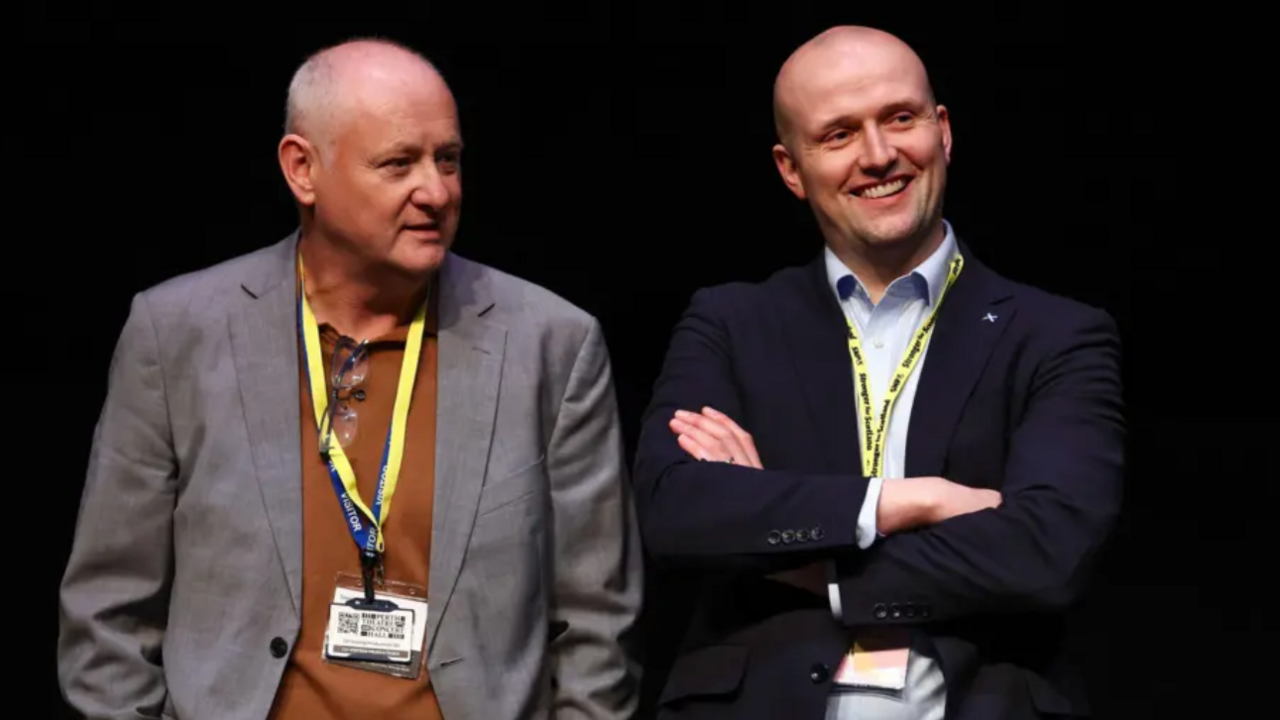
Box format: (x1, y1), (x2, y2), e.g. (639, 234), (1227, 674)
(845, 253), (963, 477)
(297, 255), (427, 555)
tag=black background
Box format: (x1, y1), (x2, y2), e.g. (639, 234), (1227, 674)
(26, 5), (1268, 719)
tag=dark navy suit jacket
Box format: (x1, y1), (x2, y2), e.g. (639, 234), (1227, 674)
(632, 243), (1124, 720)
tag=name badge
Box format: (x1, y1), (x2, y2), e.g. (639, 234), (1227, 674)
(834, 627), (912, 691)
(325, 601), (415, 664)
(322, 572), (428, 679)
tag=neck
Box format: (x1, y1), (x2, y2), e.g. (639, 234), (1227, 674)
(298, 231), (431, 340)
(831, 223), (946, 304)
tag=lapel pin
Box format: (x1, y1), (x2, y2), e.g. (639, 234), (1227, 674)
(983, 313), (998, 323)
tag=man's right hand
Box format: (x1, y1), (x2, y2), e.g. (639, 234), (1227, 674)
(876, 477), (1001, 535)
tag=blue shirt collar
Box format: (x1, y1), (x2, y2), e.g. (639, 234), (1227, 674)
(825, 220), (958, 307)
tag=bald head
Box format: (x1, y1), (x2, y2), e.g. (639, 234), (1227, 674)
(773, 26), (936, 147)
(285, 38), (452, 152)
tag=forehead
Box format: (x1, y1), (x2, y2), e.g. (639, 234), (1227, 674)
(783, 49), (930, 129)
(333, 73), (460, 151)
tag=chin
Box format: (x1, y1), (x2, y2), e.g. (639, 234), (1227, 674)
(857, 216), (932, 247)
(391, 253), (444, 277)
(416, 245), (454, 272)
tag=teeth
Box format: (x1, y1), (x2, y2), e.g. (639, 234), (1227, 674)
(859, 178), (907, 198)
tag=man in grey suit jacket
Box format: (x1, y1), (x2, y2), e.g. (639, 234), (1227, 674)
(57, 38), (642, 720)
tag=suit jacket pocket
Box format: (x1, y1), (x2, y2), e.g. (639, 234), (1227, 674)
(658, 644), (750, 705)
(477, 453), (545, 517)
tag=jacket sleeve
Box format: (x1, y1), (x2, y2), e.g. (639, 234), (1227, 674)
(58, 292), (177, 720)
(546, 317), (644, 719)
(632, 287), (875, 574)
(834, 307), (1125, 625)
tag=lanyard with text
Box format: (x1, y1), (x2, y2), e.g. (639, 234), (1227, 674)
(845, 253), (963, 477)
(297, 255), (427, 603)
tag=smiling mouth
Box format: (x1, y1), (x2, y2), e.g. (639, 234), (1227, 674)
(852, 177), (911, 199)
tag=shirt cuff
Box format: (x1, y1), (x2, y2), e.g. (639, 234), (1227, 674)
(828, 477), (885, 620)
(856, 476), (884, 549)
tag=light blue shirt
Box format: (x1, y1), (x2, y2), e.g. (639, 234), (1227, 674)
(821, 222), (958, 720)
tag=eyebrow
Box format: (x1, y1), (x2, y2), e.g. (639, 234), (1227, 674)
(813, 100), (927, 134)
(879, 99), (927, 116)
(378, 139), (464, 157)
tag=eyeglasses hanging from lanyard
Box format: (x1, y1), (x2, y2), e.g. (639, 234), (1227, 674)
(321, 336), (370, 455)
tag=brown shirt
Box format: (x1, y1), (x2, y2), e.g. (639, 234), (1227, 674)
(268, 288), (442, 720)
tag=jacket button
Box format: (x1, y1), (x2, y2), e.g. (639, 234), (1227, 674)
(890, 603), (902, 619)
(873, 603), (888, 620)
(810, 663), (830, 683)
(905, 602), (916, 618)
(811, 527), (825, 540)
(270, 637), (289, 658)
(767, 530), (782, 545)
(796, 529), (810, 542)
(781, 530), (796, 544)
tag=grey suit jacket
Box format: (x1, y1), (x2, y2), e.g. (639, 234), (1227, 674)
(57, 232), (643, 720)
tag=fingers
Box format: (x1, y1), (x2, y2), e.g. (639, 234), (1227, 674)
(932, 483), (1002, 523)
(670, 414), (727, 460)
(669, 410), (749, 465)
(961, 488), (1001, 513)
(701, 407), (762, 468)
(671, 411), (744, 463)
(676, 432), (714, 462)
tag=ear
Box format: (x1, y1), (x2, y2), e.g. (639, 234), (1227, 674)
(278, 134), (321, 206)
(936, 104), (952, 164)
(772, 142), (807, 200)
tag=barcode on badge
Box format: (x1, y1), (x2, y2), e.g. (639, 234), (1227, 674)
(337, 612), (358, 634)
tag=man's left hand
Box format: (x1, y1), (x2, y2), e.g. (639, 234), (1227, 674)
(668, 407), (763, 469)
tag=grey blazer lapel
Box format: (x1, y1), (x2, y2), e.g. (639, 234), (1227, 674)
(427, 253), (506, 658)
(228, 235), (304, 617)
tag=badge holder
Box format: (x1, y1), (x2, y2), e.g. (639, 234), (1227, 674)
(833, 626), (913, 695)
(322, 553), (429, 680)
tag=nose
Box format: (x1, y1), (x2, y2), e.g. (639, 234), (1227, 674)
(410, 167), (453, 211)
(857, 125), (898, 173)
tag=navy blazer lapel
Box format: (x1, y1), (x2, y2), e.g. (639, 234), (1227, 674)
(779, 255), (862, 475)
(905, 246), (1015, 478)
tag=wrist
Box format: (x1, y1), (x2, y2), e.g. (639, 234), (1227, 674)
(876, 478), (926, 534)
(917, 483), (941, 526)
